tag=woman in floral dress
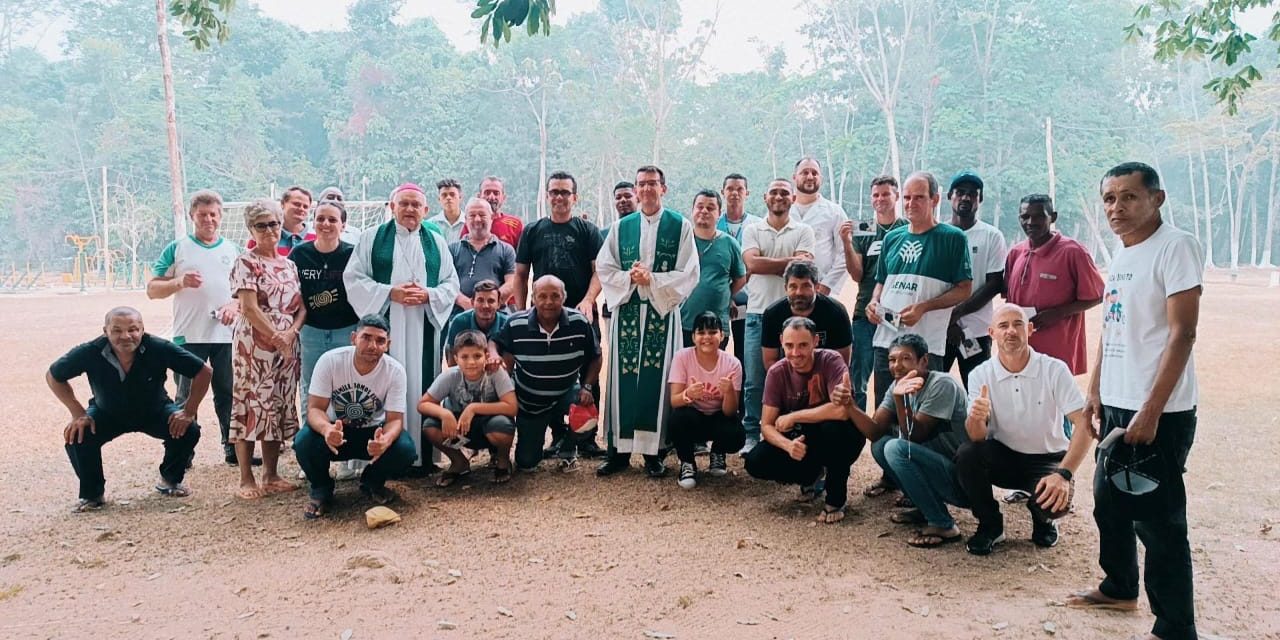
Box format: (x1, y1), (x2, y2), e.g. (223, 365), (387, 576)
(230, 199), (306, 499)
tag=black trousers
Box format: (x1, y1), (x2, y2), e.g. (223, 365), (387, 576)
(743, 419), (866, 509)
(731, 317), (746, 365)
(175, 342), (233, 455)
(954, 439), (1065, 529)
(65, 404), (200, 500)
(942, 335), (992, 390)
(668, 406), (745, 463)
(1095, 406), (1198, 640)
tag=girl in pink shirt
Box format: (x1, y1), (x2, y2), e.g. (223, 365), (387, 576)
(668, 312), (745, 489)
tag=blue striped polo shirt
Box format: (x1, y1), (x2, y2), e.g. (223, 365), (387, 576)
(493, 308), (600, 414)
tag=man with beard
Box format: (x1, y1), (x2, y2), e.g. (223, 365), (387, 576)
(944, 172), (1008, 389)
(450, 197), (516, 315)
(791, 158), (850, 297)
(681, 189), (748, 348)
(463, 176), (524, 250)
(740, 178), (816, 453)
(596, 165), (700, 478)
(761, 260), (852, 369)
(716, 173), (762, 366)
(48, 307), (211, 511)
(1004, 195), (1104, 375)
(344, 183), (461, 474)
(445, 279), (508, 367)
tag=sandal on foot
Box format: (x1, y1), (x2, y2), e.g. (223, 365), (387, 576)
(236, 486), (263, 500)
(360, 484), (397, 506)
(154, 483), (191, 498)
(863, 479), (893, 497)
(492, 465), (512, 484)
(890, 508), (927, 525)
(1065, 590), (1138, 612)
(893, 494), (915, 508)
(816, 504), (846, 524)
(73, 497), (106, 513)
(435, 468), (471, 488)
(303, 498), (331, 520)
(907, 530), (963, 548)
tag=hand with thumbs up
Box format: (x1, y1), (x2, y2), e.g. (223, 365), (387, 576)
(831, 371), (854, 406)
(789, 435), (807, 461)
(324, 419), (346, 455)
(684, 378), (705, 401)
(717, 373), (735, 398)
(970, 385), (992, 423)
(367, 426), (388, 462)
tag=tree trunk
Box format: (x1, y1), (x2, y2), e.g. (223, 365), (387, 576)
(156, 0), (185, 240)
(1185, 152), (1201, 243)
(1264, 128), (1278, 267)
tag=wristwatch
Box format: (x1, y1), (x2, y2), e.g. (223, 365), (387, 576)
(1054, 467), (1073, 482)
(581, 383), (595, 395)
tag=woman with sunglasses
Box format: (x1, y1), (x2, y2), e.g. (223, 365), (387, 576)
(229, 199), (306, 499)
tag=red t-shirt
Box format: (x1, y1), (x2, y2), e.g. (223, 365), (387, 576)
(462, 212), (523, 250)
(762, 349), (848, 414)
(1004, 233), (1104, 375)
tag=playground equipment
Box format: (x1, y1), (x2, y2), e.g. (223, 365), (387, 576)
(65, 234), (99, 293)
(0, 263), (46, 292)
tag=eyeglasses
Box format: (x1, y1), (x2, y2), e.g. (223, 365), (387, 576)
(252, 221), (281, 231)
(547, 189), (574, 198)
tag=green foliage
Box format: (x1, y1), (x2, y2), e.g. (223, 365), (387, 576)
(1127, 0), (1280, 115)
(169, 0), (235, 51)
(474, 0), (554, 47)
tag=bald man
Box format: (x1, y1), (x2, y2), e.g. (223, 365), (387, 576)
(47, 308), (212, 511)
(954, 304), (1093, 555)
(491, 275), (602, 471)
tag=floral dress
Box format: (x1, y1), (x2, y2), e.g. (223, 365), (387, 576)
(229, 251), (302, 442)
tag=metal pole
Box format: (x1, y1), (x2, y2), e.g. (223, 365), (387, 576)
(101, 166), (112, 289)
(1045, 116), (1057, 204)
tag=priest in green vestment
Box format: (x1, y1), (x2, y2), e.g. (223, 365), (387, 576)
(344, 183), (459, 472)
(596, 166), (700, 478)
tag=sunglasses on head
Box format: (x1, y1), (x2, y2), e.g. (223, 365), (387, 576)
(252, 220), (281, 231)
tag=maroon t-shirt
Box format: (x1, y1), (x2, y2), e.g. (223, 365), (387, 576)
(762, 349), (848, 414)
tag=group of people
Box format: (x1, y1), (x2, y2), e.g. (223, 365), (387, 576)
(48, 160), (1203, 640)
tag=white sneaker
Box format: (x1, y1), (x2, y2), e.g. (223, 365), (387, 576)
(677, 462), (697, 489)
(738, 437), (759, 456)
(335, 461), (360, 481)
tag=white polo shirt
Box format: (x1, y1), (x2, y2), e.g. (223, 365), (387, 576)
(966, 350), (1084, 454)
(741, 216), (816, 313)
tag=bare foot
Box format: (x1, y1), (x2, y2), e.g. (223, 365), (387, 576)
(1065, 588), (1138, 612)
(261, 479), (298, 495)
(816, 504), (846, 524)
(236, 483), (263, 500)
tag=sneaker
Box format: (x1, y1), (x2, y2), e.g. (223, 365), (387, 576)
(966, 526), (1006, 556)
(677, 462), (697, 489)
(738, 436), (759, 456)
(1031, 518), (1059, 548)
(596, 456), (630, 477)
(707, 453), (728, 477)
(334, 463), (359, 482)
(644, 456), (667, 478)
(693, 443), (710, 456)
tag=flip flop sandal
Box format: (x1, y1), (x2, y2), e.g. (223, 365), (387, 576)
(1065, 590), (1139, 611)
(435, 468), (472, 488)
(863, 483), (891, 497)
(907, 531), (963, 548)
(154, 483), (191, 497)
(73, 497), (106, 513)
(890, 508), (927, 525)
(303, 499), (331, 520)
(817, 504), (847, 524)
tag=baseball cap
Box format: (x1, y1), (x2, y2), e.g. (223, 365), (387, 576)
(1097, 428), (1181, 520)
(948, 171), (984, 193)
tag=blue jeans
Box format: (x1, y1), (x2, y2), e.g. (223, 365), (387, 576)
(742, 313), (765, 439)
(851, 318), (876, 411)
(883, 438), (967, 529)
(300, 324), (358, 402)
(869, 434), (898, 487)
(514, 387), (577, 470)
(294, 426), (415, 501)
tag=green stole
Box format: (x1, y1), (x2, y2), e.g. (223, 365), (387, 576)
(613, 208), (683, 442)
(370, 220), (443, 386)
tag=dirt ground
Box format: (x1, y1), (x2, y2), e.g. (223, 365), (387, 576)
(1, 271), (1278, 640)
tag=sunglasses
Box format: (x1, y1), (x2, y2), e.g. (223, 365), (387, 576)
(252, 221), (281, 231)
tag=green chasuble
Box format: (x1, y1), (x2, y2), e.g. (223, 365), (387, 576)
(370, 219), (443, 412)
(608, 208), (686, 453)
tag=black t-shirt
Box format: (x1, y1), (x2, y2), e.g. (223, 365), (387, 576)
(288, 241), (359, 330)
(49, 334), (206, 418)
(761, 293), (853, 351)
(516, 217), (603, 308)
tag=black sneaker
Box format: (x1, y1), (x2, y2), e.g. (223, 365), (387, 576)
(543, 437), (566, 459)
(677, 462), (697, 489)
(596, 455), (630, 477)
(707, 453), (728, 477)
(966, 526), (1006, 556)
(643, 455), (667, 478)
(224, 453), (262, 466)
(577, 439), (608, 459)
(1031, 518), (1059, 548)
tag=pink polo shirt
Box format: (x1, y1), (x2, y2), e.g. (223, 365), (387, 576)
(1004, 233), (1104, 375)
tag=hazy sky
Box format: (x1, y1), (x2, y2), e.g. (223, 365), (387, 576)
(249, 0), (814, 76)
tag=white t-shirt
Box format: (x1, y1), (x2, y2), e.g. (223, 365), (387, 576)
(956, 220), (1009, 339)
(790, 197), (850, 295)
(1100, 223), (1202, 412)
(308, 346), (408, 432)
(967, 350), (1084, 454)
(741, 217), (816, 313)
(152, 235), (241, 345)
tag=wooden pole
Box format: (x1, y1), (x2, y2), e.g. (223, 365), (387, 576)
(156, 0), (185, 241)
(1045, 116), (1056, 204)
(101, 166), (112, 289)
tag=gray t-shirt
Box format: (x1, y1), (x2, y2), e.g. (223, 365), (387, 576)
(427, 366), (516, 413)
(878, 371), (968, 458)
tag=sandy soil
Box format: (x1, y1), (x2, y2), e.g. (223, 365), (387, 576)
(1, 271), (1277, 640)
